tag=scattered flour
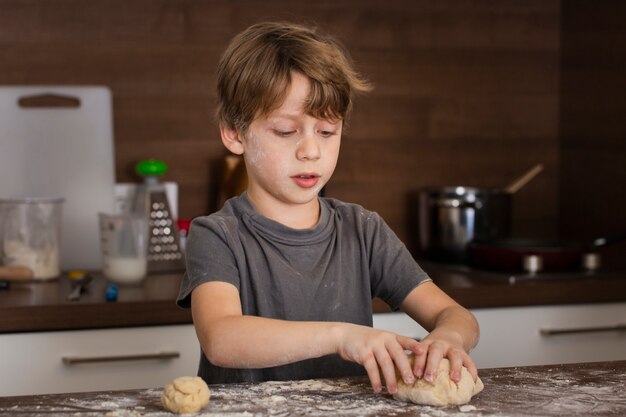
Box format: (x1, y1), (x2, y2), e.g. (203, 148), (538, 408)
(269, 395), (287, 403)
(459, 404), (477, 412)
(1, 364), (625, 417)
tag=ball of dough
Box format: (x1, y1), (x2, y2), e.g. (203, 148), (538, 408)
(393, 357), (483, 406)
(161, 376), (210, 414)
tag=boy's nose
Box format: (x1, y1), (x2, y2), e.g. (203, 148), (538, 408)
(296, 134), (321, 161)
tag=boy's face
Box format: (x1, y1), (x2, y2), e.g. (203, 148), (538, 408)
(231, 71), (342, 217)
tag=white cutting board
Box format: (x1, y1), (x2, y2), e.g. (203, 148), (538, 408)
(0, 86), (116, 271)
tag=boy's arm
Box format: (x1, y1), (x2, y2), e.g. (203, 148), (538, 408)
(191, 280), (337, 368)
(191, 280), (422, 393)
(400, 281), (480, 382)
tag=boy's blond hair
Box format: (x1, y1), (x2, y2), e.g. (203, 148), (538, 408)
(216, 22), (372, 131)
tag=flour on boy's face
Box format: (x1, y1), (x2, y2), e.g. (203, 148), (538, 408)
(242, 71), (342, 213)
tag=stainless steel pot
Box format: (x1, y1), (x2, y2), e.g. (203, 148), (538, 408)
(418, 186), (511, 262)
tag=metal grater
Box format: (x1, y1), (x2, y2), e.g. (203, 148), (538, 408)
(145, 191), (183, 271)
(133, 160), (184, 272)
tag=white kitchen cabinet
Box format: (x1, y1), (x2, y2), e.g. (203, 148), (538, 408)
(373, 302), (626, 369)
(470, 302), (626, 368)
(0, 324), (199, 396)
(2, 303), (624, 396)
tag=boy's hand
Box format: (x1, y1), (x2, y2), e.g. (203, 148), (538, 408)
(333, 324), (423, 394)
(399, 282), (481, 386)
(413, 329), (478, 384)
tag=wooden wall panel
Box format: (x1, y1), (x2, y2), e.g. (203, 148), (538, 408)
(1, 0), (562, 252)
(560, 0), (626, 268)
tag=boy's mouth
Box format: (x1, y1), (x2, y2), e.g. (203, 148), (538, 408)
(291, 173), (320, 188)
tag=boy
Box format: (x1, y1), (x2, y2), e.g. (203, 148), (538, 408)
(177, 21), (479, 394)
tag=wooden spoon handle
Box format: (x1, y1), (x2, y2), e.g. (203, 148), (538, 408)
(0, 266), (34, 281)
(505, 164), (544, 194)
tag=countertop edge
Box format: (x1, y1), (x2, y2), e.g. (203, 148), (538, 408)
(2, 269), (625, 334)
(4, 295), (625, 334)
(0, 300), (192, 334)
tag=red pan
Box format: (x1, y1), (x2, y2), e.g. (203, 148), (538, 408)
(467, 233), (626, 272)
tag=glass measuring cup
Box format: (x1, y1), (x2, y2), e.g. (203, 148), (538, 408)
(0, 197), (64, 280)
(99, 212), (148, 285)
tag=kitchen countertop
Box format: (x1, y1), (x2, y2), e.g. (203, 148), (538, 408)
(0, 272), (190, 333)
(0, 360), (624, 416)
(1, 261), (625, 333)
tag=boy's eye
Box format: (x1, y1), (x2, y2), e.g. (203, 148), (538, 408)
(274, 129), (295, 137)
(319, 130), (336, 138)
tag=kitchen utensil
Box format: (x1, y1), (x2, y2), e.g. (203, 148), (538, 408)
(67, 273), (93, 301)
(0, 197), (64, 280)
(105, 283), (119, 302)
(416, 164), (545, 262)
(0, 86), (116, 270)
(417, 186), (511, 262)
(504, 164), (544, 194)
(467, 232), (626, 271)
(132, 160), (183, 272)
(99, 212), (148, 285)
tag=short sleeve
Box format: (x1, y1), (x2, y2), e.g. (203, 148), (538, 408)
(176, 216), (241, 308)
(365, 213), (431, 310)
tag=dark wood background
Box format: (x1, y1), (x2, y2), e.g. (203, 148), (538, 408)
(560, 0), (626, 267)
(2, 1), (624, 266)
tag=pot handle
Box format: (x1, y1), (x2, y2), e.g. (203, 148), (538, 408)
(434, 198), (482, 209)
(590, 232), (626, 249)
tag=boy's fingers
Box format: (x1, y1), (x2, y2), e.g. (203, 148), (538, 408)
(423, 349), (443, 383)
(362, 356), (383, 393)
(388, 339), (415, 385)
(447, 352), (464, 382)
(464, 356), (479, 382)
(374, 349), (398, 394)
(395, 335), (427, 379)
(413, 346), (428, 378)
(397, 335), (424, 356)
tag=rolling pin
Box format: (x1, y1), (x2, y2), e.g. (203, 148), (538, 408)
(0, 265), (34, 281)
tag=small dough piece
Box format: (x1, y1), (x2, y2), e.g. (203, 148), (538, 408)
(161, 376), (210, 414)
(393, 357), (483, 406)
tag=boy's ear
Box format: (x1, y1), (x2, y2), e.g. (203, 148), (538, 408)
(220, 124), (245, 155)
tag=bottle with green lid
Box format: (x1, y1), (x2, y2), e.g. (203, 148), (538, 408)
(132, 159), (183, 272)
(132, 159), (167, 213)
(135, 159), (168, 184)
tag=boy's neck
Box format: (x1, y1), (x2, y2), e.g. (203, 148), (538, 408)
(246, 192), (321, 230)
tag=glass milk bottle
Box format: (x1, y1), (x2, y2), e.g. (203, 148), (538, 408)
(99, 212), (148, 285)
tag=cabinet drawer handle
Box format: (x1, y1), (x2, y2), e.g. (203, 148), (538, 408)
(62, 351), (180, 365)
(540, 324), (626, 336)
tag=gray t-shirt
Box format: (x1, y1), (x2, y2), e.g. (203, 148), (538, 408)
(177, 193), (430, 383)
